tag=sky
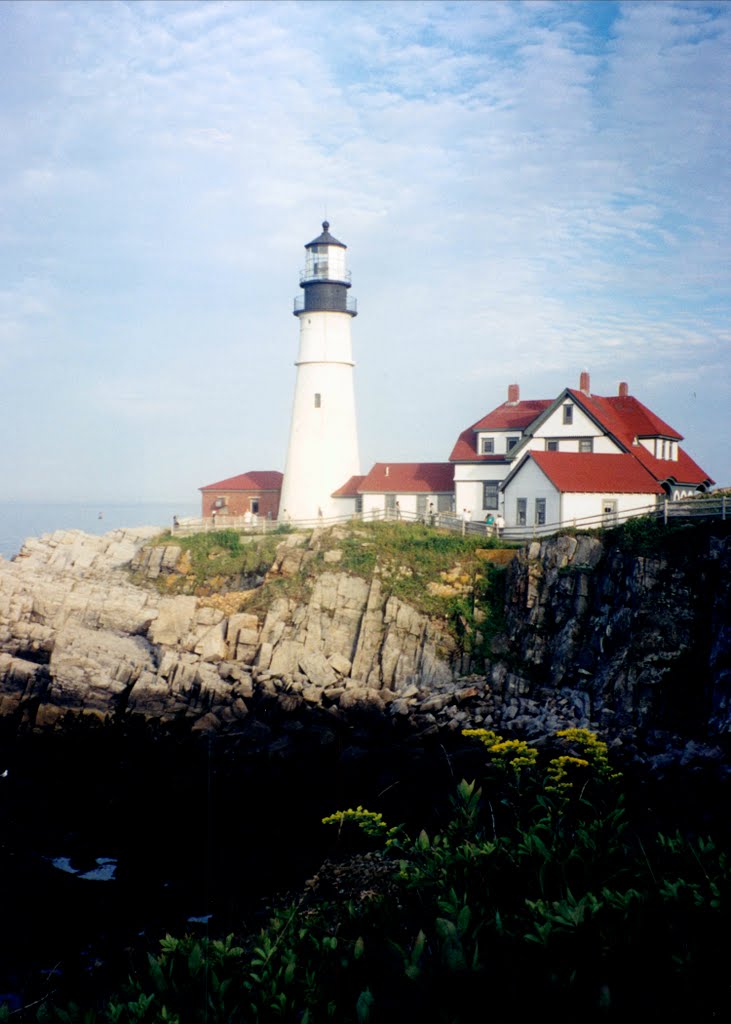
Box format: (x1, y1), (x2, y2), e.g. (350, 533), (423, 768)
(1, 0), (729, 504)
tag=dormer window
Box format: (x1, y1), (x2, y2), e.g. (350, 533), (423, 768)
(507, 436), (519, 452)
(563, 404), (573, 425)
(481, 437), (494, 454)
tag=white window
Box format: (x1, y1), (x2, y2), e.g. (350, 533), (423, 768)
(481, 437), (495, 454)
(213, 497), (227, 509)
(563, 404), (573, 425)
(507, 436), (520, 452)
(535, 498), (546, 525)
(546, 439), (559, 452)
(579, 437), (593, 453)
(517, 498), (527, 526)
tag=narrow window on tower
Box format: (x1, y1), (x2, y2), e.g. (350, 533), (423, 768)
(314, 393), (321, 408)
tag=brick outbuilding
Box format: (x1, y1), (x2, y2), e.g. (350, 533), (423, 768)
(199, 471), (283, 520)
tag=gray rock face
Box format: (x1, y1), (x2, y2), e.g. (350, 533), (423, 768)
(497, 530), (731, 738)
(0, 524), (729, 765)
(0, 527), (456, 732)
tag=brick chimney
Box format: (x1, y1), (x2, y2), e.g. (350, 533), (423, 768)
(618, 381), (629, 398)
(579, 370), (590, 395)
(507, 383), (520, 405)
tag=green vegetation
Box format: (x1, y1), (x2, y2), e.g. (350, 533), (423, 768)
(139, 529), (286, 593)
(139, 520), (513, 662)
(336, 521), (504, 603)
(604, 512), (731, 557)
(333, 521), (512, 664)
(28, 729), (730, 1022)
(606, 514), (688, 555)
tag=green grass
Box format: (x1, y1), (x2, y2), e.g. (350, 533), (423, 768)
(141, 529), (284, 592)
(335, 520), (503, 606)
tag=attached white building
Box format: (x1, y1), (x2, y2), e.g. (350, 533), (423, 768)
(501, 451), (664, 532)
(333, 463), (454, 521)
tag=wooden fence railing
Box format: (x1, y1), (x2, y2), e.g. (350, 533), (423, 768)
(171, 495), (728, 542)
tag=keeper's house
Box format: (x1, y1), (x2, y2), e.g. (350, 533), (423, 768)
(450, 372), (713, 531)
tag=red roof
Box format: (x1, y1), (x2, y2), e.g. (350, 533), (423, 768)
(332, 475), (366, 497)
(451, 386), (713, 487)
(568, 391), (712, 486)
(358, 463), (454, 493)
(569, 391), (681, 443)
(528, 452), (665, 494)
(472, 399), (552, 432)
(200, 470), (283, 492)
(449, 400), (552, 461)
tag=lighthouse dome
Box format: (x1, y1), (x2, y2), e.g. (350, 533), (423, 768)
(305, 221), (347, 249)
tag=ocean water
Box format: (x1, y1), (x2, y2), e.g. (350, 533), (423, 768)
(0, 500), (201, 560)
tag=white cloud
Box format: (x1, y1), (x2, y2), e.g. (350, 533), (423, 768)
(0, 0), (728, 500)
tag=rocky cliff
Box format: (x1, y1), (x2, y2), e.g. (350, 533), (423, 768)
(1, 522), (729, 764)
(492, 527), (731, 745)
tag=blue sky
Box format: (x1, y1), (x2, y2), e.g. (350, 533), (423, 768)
(1, 0), (729, 502)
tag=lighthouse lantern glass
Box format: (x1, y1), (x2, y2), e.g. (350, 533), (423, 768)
(306, 246), (328, 280)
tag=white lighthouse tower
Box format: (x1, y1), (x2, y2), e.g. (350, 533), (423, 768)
(279, 222), (360, 523)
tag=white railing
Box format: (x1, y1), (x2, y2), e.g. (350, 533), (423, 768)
(498, 494), (728, 543)
(170, 495), (728, 542)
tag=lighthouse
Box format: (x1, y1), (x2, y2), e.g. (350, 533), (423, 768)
(278, 222), (361, 523)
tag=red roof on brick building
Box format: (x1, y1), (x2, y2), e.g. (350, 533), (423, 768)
(358, 463), (454, 493)
(200, 471), (283, 492)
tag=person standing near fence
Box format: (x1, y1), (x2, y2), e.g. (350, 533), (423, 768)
(462, 508), (471, 536)
(495, 513), (505, 538)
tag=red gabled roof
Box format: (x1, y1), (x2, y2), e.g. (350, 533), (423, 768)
(528, 452), (665, 494)
(332, 475), (366, 498)
(567, 391), (712, 486)
(472, 399), (552, 432)
(199, 470), (283, 492)
(449, 400), (552, 461)
(569, 391), (682, 445)
(358, 462), (454, 494)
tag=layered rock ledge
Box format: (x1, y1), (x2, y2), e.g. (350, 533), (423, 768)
(1, 523), (729, 773)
